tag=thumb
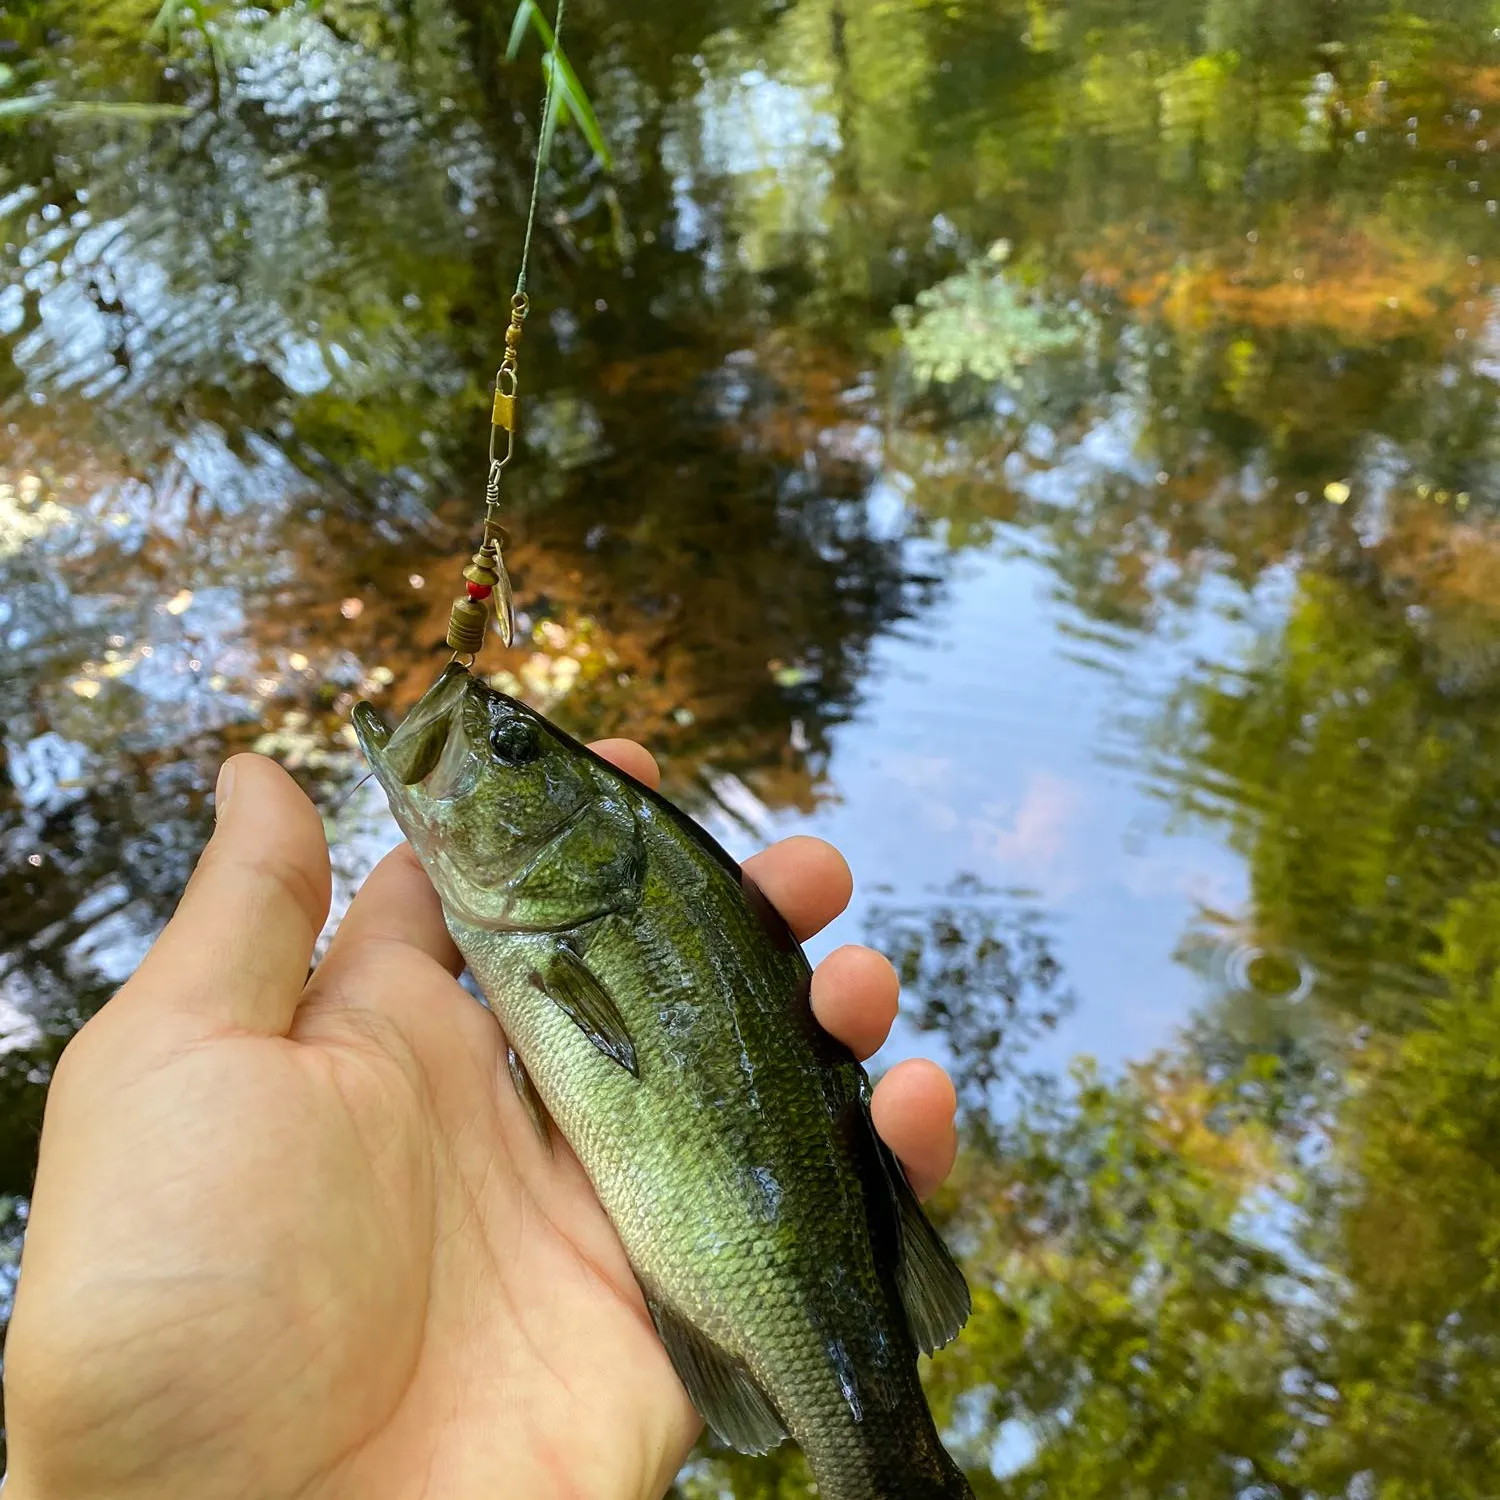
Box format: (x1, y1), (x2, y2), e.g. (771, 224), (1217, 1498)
(119, 755), (331, 1037)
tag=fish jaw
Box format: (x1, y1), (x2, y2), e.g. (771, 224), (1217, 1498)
(353, 663), (470, 785)
(351, 662), (476, 864)
(350, 698), (390, 762)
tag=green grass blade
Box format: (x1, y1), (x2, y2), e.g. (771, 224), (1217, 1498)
(508, 2), (610, 169)
(53, 101), (196, 120)
(537, 50), (563, 168)
(506, 0), (540, 61)
(552, 48), (611, 167)
(526, 4), (557, 51)
(148, 0), (186, 45)
(0, 96), (194, 121)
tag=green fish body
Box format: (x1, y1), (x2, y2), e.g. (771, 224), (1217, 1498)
(354, 665), (973, 1500)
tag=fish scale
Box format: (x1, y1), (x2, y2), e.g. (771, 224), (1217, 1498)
(355, 664), (975, 1499)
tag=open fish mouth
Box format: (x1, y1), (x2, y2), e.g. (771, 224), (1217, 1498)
(353, 663), (472, 787)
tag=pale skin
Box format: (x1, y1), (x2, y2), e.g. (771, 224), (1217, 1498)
(2, 747), (960, 1500)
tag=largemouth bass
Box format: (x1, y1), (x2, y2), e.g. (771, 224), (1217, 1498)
(353, 664), (973, 1500)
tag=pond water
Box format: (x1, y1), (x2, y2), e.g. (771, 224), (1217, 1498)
(6, 0), (1500, 1492)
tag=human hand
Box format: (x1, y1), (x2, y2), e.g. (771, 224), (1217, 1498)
(3, 747), (960, 1500)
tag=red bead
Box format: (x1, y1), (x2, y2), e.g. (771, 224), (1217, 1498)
(467, 582), (493, 600)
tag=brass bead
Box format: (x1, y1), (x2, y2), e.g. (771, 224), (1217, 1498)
(462, 549), (500, 589)
(446, 596), (489, 656)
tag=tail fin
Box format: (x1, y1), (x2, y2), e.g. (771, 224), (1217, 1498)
(864, 1465), (974, 1499)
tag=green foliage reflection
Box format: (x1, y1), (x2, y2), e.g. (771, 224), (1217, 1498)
(5, 0), (1500, 1493)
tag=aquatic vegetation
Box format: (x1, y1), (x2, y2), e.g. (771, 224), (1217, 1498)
(506, 0), (612, 167)
(895, 246), (1089, 389)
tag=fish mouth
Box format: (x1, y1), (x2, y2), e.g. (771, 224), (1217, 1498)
(353, 663), (472, 787)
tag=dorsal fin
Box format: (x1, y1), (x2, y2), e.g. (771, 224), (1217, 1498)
(878, 1134), (971, 1354)
(835, 1072), (971, 1357)
(645, 1295), (787, 1455)
(740, 871), (795, 952)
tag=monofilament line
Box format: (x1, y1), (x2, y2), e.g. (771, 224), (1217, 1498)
(516, 0), (567, 301)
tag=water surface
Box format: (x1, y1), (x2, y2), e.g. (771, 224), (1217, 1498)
(5, 0), (1500, 1491)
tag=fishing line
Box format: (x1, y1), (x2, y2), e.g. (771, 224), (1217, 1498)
(516, 0), (566, 303)
(338, 9), (567, 833)
(445, 0), (568, 666)
(329, 11), (570, 867)
(330, 770), (377, 816)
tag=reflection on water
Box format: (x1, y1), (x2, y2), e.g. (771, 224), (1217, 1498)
(863, 877), (1076, 1108)
(7, 0), (1500, 1489)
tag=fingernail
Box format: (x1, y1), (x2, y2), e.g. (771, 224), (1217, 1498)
(214, 760), (236, 821)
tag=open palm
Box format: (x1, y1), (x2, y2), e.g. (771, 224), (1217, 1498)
(4, 749), (959, 1500)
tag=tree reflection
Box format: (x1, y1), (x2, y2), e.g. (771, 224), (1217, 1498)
(864, 877), (1076, 1110)
(1156, 547), (1500, 1030)
(6, 0), (1500, 1490)
(1136, 477), (1500, 1496)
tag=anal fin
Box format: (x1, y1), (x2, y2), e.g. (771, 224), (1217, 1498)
(530, 947), (638, 1077)
(506, 1046), (553, 1152)
(646, 1296), (787, 1456)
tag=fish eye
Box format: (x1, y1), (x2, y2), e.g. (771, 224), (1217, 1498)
(490, 721), (540, 766)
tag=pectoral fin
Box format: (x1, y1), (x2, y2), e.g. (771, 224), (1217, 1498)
(646, 1296), (787, 1456)
(530, 947), (639, 1077)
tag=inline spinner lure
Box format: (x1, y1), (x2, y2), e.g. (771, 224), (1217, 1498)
(443, 0), (568, 665)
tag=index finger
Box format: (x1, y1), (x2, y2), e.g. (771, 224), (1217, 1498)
(590, 738), (660, 789)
